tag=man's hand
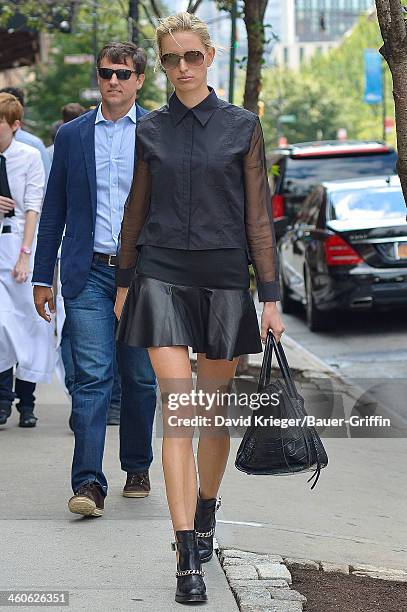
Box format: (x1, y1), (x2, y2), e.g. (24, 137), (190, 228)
(33, 285), (55, 323)
(0, 196), (16, 214)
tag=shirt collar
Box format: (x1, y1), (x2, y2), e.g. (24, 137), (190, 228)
(168, 87), (219, 127)
(1, 138), (18, 158)
(95, 102), (138, 124)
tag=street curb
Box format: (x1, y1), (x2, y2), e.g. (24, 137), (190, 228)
(250, 334), (407, 434)
(217, 547), (407, 612)
(190, 335), (407, 433)
(283, 556), (407, 582)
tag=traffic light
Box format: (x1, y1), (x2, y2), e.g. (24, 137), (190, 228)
(59, 20), (71, 33)
(50, 1), (79, 34)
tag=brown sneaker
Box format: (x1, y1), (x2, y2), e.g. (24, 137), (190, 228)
(68, 483), (105, 517)
(123, 471), (150, 498)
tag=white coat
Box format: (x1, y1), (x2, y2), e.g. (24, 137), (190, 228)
(0, 139), (55, 382)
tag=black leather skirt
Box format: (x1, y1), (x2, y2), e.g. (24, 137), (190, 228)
(116, 275), (262, 361)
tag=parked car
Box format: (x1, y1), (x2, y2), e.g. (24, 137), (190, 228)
(268, 140), (398, 240)
(278, 175), (407, 331)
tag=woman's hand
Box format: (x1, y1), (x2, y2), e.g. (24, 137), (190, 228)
(260, 302), (285, 343)
(114, 287), (129, 320)
(12, 253), (30, 283)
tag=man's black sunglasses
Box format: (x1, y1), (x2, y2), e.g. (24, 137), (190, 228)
(97, 67), (137, 80)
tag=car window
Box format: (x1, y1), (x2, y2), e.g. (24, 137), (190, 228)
(297, 187), (324, 226)
(284, 153), (397, 197)
(268, 156), (285, 192)
(329, 186), (406, 221)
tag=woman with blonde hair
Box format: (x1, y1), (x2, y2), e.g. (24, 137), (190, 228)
(115, 12), (285, 604)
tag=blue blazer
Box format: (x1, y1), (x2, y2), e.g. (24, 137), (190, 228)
(32, 103), (148, 299)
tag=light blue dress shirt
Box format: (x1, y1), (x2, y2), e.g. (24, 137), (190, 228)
(15, 128), (51, 180)
(94, 103), (137, 255)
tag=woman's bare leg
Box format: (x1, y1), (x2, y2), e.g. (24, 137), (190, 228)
(196, 354), (239, 500)
(148, 346), (197, 531)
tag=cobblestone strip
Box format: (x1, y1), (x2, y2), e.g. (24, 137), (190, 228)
(219, 548), (407, 611)
(219, 548), (307, 612)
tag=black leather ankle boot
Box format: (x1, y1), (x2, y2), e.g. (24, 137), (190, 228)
(172, 529), (207, 604)
(194, 491), (221, 563)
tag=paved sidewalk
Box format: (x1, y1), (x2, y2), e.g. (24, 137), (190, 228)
(1, 335), (406, 612)
(223, 336), (407, 572)
(0, 381), (237, 612)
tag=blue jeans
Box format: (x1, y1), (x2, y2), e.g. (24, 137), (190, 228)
(64, 260), (157, 495)
(61, 322), (121, 414)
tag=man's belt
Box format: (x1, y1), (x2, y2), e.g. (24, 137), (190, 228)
(93, 252), (118, 267)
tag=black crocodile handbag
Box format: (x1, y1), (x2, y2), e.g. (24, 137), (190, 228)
(235, 332), (328, 489)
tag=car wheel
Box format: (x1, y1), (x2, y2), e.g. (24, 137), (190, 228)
(280, 270), (297, 314)
(304, 271), (331, 332)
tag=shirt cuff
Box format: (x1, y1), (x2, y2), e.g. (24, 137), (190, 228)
(33, 282), (52, 288)
(116, 267), (135, 287)
(257, 280), (281, 302)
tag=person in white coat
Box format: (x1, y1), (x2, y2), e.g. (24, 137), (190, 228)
(0, 93), (55, 427)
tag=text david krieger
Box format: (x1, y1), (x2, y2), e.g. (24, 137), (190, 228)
(167, 415), (391, 428)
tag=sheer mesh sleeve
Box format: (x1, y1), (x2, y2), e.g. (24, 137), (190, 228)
(243, 119), (280, 302)
(116, 138), (152, 287)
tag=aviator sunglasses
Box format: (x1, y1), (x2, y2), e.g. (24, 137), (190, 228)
(160, 50), (205, 70)
(97, 67), (137, 80)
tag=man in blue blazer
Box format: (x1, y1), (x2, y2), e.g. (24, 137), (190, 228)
(33, 42), (157, 517)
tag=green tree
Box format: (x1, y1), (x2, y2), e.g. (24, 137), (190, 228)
(260, 69), (342, 148)
(259, 10), (397, 147)
(22, 0), (165, 139)
(303, 11), (390, 143)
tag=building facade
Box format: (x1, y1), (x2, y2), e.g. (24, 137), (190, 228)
(270, 0), (373, 70)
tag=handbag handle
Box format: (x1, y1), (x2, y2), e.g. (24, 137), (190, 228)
(258, 330), (274, 390)
(258, 332), (300, 399)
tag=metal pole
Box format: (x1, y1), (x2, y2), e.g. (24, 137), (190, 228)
(129, 0), (139, 45)
(228, 0), (237, 104)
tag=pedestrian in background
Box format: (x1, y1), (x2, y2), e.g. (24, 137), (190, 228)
(0, 87), (51, 180)
(0, 93), (54, 428)
(46, 121), (63, 161)
(33, 43), (157, 518)
(114, 13), (285, 604)
(47, 103), (85, 161)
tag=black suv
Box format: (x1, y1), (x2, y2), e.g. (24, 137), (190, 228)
(268, 140), (398, 239)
